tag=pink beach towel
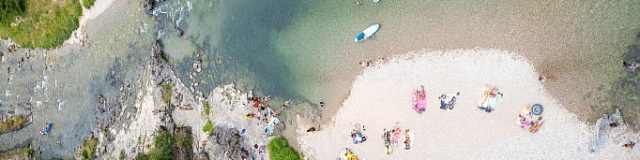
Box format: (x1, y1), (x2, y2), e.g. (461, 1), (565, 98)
(414, 100), (427, 112)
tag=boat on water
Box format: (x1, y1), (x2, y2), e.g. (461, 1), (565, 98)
(355, 23), (381, 42)
(40, 122), (52, 135)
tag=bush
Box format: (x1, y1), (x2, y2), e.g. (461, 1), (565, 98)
(137, 132), (174, 160)
(175, 130), (193, 149)
(0, 0), (26, 25)
(82, 0), (96, 9)
(268, 137), (302, 160)
(0, 115), (28, 134)
(161, 83), (175, 106)
(81, 136), (99, 160)
(203, 101), (211, 115)
(203, 120), (213, 135)
(0, 144), (32, 160)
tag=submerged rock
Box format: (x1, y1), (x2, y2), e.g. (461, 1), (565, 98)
(623, 45), (640, 72)
(588, 108), (634, 153)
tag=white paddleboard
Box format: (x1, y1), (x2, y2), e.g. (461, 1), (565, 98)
(355, 23), (381, 42)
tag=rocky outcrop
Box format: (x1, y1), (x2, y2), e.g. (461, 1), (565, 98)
(207, 126), (254, 160)
(150, 40), (176, 86)
(588, 108), (636, 153)
(141, 0), (165, 15)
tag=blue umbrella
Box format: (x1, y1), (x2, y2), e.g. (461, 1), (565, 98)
(532, 104), (543, 115)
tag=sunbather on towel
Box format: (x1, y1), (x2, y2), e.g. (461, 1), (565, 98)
(529, 117), (544, 133)
(439, 92), (460, 110)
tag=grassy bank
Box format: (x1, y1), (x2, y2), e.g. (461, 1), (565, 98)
(268, 137), (302, 160)
(0, 115), (29, 134)
(0, 144), (33, 160)
(0, 0), (83, 49)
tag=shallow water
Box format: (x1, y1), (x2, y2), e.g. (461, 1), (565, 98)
(0, 0), (154, 157)
(171, 0), (640, 124)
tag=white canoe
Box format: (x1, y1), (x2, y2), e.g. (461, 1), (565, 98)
(355, 23), (380, 42)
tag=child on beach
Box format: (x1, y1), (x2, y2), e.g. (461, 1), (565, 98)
(404, 129), (413, 150)
(391, 127), (402, 146)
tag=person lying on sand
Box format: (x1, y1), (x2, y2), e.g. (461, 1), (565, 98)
(351, 129), (367, 144)
(343, 148), (359, 160)
(439, 92), (460, 110)
(351, 124), (368, 144)
(413, 86), (427, 113)
(623, 141), (636, 149)
(306, 126), (317, 132)
(245, 113), (256, 120)
(251, 97), (261, 109)
(178, 104), (192, 110)
(478, 86), (502, 113)
(529, 117), (544, 133)
(518, 114), (533, 128)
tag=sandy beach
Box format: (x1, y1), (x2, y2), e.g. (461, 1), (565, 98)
(65, 0), (116, 45)
(297, 49), (639, 159)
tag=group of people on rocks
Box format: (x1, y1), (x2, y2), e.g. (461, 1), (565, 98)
(246, 96), (281, 135)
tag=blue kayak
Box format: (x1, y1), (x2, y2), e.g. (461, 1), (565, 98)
(40, 123), (52, 135)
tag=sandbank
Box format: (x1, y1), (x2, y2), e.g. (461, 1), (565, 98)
(297, 49), (639, 159)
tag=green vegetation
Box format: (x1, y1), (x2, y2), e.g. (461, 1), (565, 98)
(0, 0), (83, 49)
(268, 137), (302, 160)
(203, 101), (211, 115)
(161, 83), (175, 106)
(0, 0), (27, 25)
(119, 149), (125, 160)
(82, 0), (96, 9)
(202, 120), (213, 135)
(0, 115), (28, 134)
(173, 127), (193, 159)
(175, 129), (193, 149)
(81, 136), (99, 160)
(0, 144), (33, 160)
(137, 131), (174, 160)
